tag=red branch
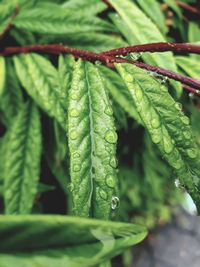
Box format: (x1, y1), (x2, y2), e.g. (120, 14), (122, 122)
(0, 5), (20, 40)
(1, 43), (200, 95)
(182, 85), (200, 97)
(103, 42), (200, 56)
(177, 1), (200, 15)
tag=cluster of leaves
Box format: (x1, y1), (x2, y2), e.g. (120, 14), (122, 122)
(0, 0), (200, 266)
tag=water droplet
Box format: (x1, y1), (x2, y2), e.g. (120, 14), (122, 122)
(175, 178), (180, 188)
(187, 148), (197, 159)
(175, 102), (182, 111)
(189, 93), (194, 98)
(181, 116), (190, 125)
(129, 52), (142, 60)
(99, 189), (108, 200)
(163, 139), (173, 154)
(125, 74), (134, 83)
(172, 159), (182, 170)
(111, 196), (120, 210)
(135, 89), (143, 101)
(73, 152), (80, 158)
(152, 133), (161, 144)
(105, 130), (118, 144)
(95, 61), (102, 66)
(161, 76), (168, 84)
(69, 108), (79, 117)
(73, 164), (81, 172)
(69, 183), (75, 192)
(183, 131), (191, 140)
(69, 130), (78, 140)
(104, 106), (113, 116)
(109, 156), (117, 168)
(148, 71), (168, 84)
(106, 174), (116, 188)
(71, 92), (79, 100)
(151, 118), (160, 129)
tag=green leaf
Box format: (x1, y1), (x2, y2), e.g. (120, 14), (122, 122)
(13, 5), (116, 35)
(62, 0), (107, 16)
(4, 102), (42, 214)
(41, 32), (127, 53)
(99, 260), (112, 267)
(0, 59), (23, 127)
(0, 57), (6, 98)
(188, 22), (200, 43)
(58, 54), (75, 108)
(0, 134), (8, 183)
(68, 60), (118, 219)
(98, 66), (141, 124)
(135, 0), (167, 34)
(175, 56), (200, 79)
(0, 215), (147, 267)
(109, 0), (182, 97)
(44, 119), (69, 195)
(115, 63), (200, 211)
(0, 2), (16, 35)
(14, 53), (67, 129)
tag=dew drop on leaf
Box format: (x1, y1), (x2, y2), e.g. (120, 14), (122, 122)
(163, 139), (173, 154)
(187, 148), (197, 159)
(69, 108), (79, 117)
(111, 196), (120, 210)
(174, 178), (180, 188)
(151, 118), (160, 129)
(69, 183), (75, 192)
(180, 116), (190, 125)
(135, 89), (143, 101)
(151, 133), (161, 144)
(73, 152), (80, 158)
(175, 102), (182, 111)
(73, 164), (81, 172)
(189, 93), (194, 98)
(160, 76), (168, 84)
(109, 156), (117, 168)
(172, 159), (182, 170)
(125, 74), (134, 83)
(129, 52), (142, 60)
(69, 130), (78, 140)
(105, 130), (118, 144)
(106, 174), (116, 188)
(99, 189), (108, 200)
(183, 131), (191, 140)
(71, 92), (79, 100)
(104, 106), (113, 116)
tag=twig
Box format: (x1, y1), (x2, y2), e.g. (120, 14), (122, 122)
(103, 42), (200, 56)
(1, 44), (200, 94)
(111, 57), (200, 91)
(0, 5), (20, 40)
(182, 85), (200, 96)
(177, 1), (200, 15)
